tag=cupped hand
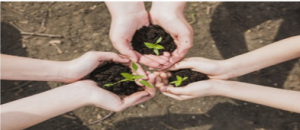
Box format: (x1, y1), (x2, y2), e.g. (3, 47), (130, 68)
(155, 74), (223, 100)
(150, 8), (193, 70)
(78, 73), (156, 112)
(167, 57), (232, 80)
(109, 10), (169, 68)
(63, 51), (132, 83)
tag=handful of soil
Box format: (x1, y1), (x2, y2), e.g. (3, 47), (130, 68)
(168, 69), (209, 87)
(132, 25), (176, 55)
(88, 63), (143, 95)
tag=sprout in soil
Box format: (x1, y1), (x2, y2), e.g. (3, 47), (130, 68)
(144, 36), (164, 55)
(170, 75), (188, 87)
(104, 62), (153, 88)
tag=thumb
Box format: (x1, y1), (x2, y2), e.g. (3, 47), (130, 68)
(112, 39), (139, 62)
(168, 59), (197, 71)
(166, 87), (190, 95)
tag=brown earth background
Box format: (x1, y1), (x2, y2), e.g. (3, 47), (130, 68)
(1, 2), (300, 130)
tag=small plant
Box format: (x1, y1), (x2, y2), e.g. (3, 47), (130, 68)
(170, 75), (188, 87)
(104, 62), (153, 88)
(144, 36), (164, 55)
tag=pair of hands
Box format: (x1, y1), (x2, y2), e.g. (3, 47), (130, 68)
(109, 2), (193, 70)
(154, 57), (233, 100)
(62, 51), (156, 112)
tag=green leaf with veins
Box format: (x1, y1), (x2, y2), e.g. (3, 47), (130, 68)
(121, 72), (133, 80)
(132, 75), (144, 79)
(155, 37), (162, 44)
(144, 37), (164, 55)
(139, 80), (154, 88)
(144, 42), (155, 48)
(153, 49), (159, 55)
(132, 62), (138, 72)
(154, 44), (164, 49)
(170, 75), (189, 87)
(104, 83), (115, 87)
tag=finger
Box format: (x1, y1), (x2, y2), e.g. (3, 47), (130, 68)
(144, 55), (169, 66)
(158, 51), (182, 70)
(139, 55), (161, 68)
(167, 59), (196, 71)
(163, 52), (171, 57)
(165, 86), (191, 95)
(159, 72), (169, 85)
(121, 91), (150, 108)
(162, 92), (184, 100)
(112, 39), (139, 62)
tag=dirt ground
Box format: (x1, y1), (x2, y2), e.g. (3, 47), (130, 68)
(1, 2), (300, 130)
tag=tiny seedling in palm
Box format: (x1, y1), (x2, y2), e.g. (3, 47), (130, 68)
(144, 36), (164, 55)
(170, 75), (188, 87)
(104, 62), (153, 88)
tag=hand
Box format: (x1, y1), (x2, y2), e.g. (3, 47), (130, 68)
(150, 2), (193, 70)
(108, 6), (169, 68)
(167, 57), (232, 80)
(155, 74), (223, 100)
(63, 51), (131, 83)
(78, 73), (156, 112)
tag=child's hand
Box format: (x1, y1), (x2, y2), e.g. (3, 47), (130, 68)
(150, 3), (193, 70)
(63, 51), (133, 83)
(77, 73), (156, 111)
(167, 57), (232, 79)
(154, 71), (224, 100)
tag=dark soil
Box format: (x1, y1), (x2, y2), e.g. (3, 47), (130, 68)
(168, 69), (209, 87)
(88, 63), (143, 95)
(132, 25), (176, 55)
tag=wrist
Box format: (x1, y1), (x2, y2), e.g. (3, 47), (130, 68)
(216, 60), (239, 79)
(151, 2), (186, 14)
(212, 80), (235, 97)
(106, 2), (146, 18)
(70, 80), (96, 106)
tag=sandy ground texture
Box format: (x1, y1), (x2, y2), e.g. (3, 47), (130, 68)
(1, 2), (300, 130)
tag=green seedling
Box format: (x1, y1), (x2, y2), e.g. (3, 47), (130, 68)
(170, 75), (188, 87)
(144, 36), (164, 55)
(104, 62), (154, 88)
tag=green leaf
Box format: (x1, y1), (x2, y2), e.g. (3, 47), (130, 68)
(104, 83), (115, 87)
(144, 42), (155, 49)
(132, 62), (138, 72)
(132, 75), (144, 79)
(175, 81), (181, 87)
(170, 81), (177, 84)
(155, 37), (162, 44)
(121, 73), (133, 79)
(176, 75), (182, 81)
(154, 44), (165, 49)
(153, 49), (159, 55)
(119, 79), (130, 82)
(139, 80), (154, 88)
(183, 77), (188, 81)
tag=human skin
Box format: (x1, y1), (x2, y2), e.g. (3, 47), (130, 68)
(1, 51), (156, 130)
(105, 2), (170, 68)
(150, 2), (193, 70)
(155, 36), (300, 113)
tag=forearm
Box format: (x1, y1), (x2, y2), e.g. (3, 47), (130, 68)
(151, 2), (186, 13)
(1, 54), (67, 82)
(215, 80), (300, 113)
(1, 82), (91, 130)
(105, 2), (146, 17)
(224, 36), (300, 78)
